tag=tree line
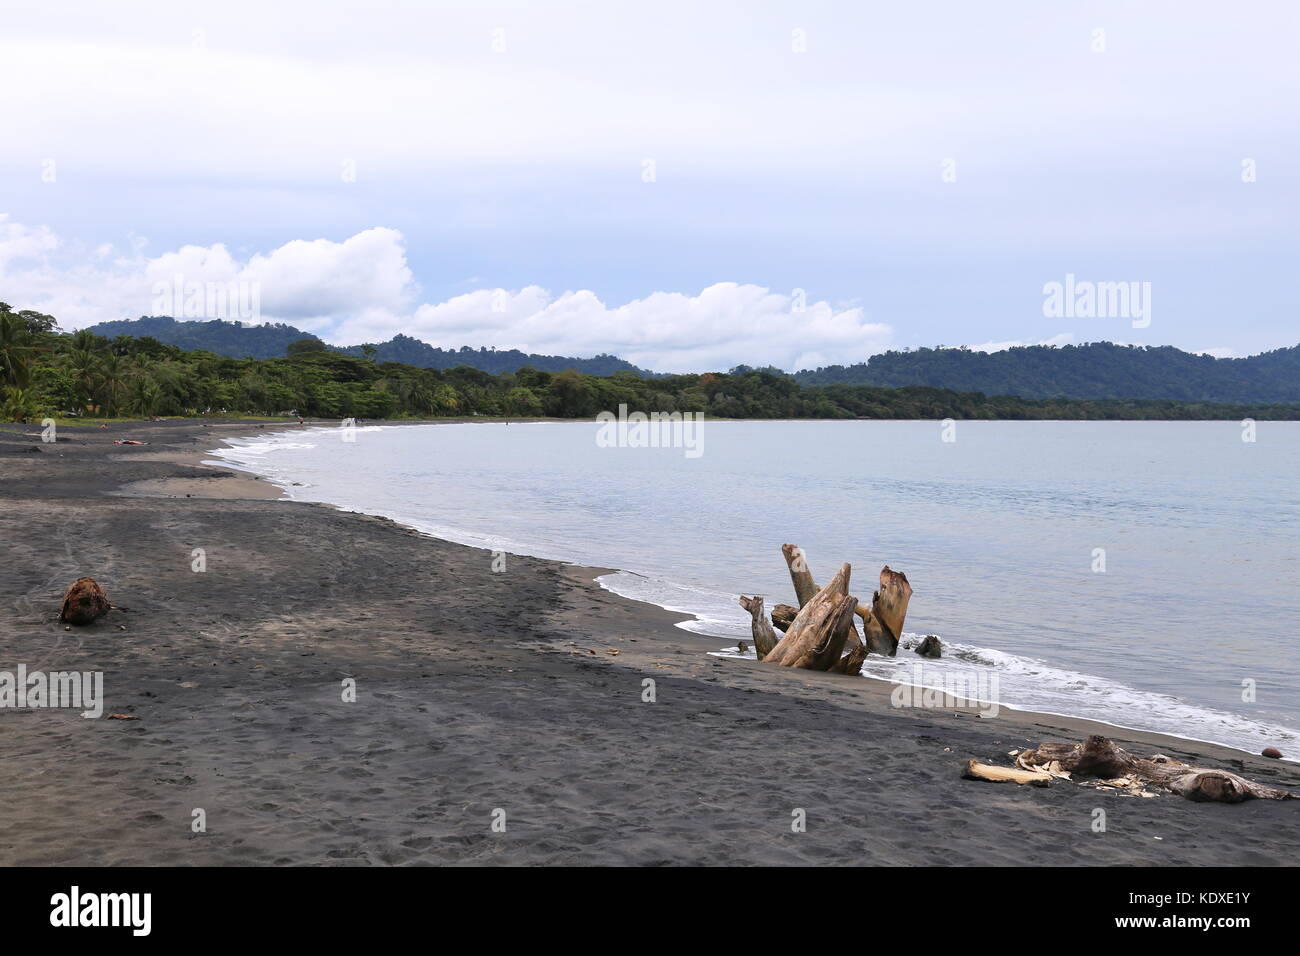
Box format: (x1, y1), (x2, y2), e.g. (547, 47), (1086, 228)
(3, 304), (1299, 423)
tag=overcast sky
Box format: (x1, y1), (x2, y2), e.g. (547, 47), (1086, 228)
(1, 1), (1296, 371)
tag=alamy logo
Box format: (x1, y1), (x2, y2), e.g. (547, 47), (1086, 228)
(595, 404), (704, 459)
(0, 665), (103, 718)
(151, 274), (261, 321)
(1042, 273), (1151, 328)
(50, 886), (151, 936)
(889, 663), (1000, 718)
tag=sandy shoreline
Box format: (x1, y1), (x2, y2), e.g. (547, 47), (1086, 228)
(2, 417), (1298, 865)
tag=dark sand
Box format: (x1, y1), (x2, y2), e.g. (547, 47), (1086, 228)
(2, 419), (1297, 865)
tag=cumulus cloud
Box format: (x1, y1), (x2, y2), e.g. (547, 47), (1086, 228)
(331, 283), (890, 373)
(0, 218), (415, 332)
(0, 215), (59, 271)
(0, 217), (891, 372)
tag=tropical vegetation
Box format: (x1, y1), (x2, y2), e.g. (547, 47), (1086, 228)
(4, 304), (1299, 423)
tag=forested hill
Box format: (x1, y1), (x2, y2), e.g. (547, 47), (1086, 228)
(793, 342), (1300, 404)
(87, 316), (311, 360)
(334, 334), (650, 376)
(68, 320), (1300, 403)
(85, 318), (654, 377)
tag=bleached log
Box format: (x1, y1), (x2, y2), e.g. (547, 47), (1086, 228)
(962, 760), (1052, 787)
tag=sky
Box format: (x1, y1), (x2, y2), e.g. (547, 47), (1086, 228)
(1, 0), (1296, 372)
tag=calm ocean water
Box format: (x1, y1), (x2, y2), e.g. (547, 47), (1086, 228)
(211, 420), (1300, 758)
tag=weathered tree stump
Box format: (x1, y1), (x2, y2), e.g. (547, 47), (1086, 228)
(738, 594), (780, 661)
(861, 566), (912, 656)
(779, 545), (867, 673)
(764, 564), (859, 670)
(60, 577), (110, 625)
(742, 546), (913, 675)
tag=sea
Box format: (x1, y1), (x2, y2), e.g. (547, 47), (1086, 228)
(209, 419), (1300, 759)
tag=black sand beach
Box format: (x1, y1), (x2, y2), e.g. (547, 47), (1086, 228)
(2, 420), (1298, 865)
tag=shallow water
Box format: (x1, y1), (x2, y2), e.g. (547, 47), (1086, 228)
(211, 419), (1300, 758)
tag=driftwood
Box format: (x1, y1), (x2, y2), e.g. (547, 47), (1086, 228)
(860, 566), (912, 656)
(782, 544), (873, 627)
(915, 635), (942, 658)
(738, 595), (780, 660)
(780, 546), (910, 659)
(778, 546), (876, 674)
(742, 545), (913, 674)
(771, 604), (798, 633)
(60, 577), (110, 626)
(763, 565), (859, 670)
(1018, 735), (1296, 804)
(963, 760), (1051, 787)
(828, 641), (869, 675)
(780, 545), (820, 608)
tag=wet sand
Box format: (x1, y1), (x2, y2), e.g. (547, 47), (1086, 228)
(2, 419), (1297, 865)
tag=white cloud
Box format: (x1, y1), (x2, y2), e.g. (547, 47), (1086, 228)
(0, 215), (59, 271)
(0, 216), (890, 371)
(1, 218), (415, 331)
(330, 282), (890, 373)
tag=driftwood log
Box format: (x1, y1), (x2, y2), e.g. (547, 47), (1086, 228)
(59, 577), (110, 626)
(770, 604), (798, 633)
(763, 564), (859, 670)
(860, 566), (912, 656)
(780, 544), (820, 608)
(737, 594), (780, 660)
(963, 760), (1051, 786)
(1018, 735), (1295, 803)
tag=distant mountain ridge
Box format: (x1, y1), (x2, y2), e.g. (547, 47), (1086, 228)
(84, 316), (655, 377)
(83, 317), (1300, 403)
(793, 342), (1300, 404)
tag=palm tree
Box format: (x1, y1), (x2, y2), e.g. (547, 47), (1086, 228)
(70, 328), (102, 353)
(0, 312), (36, 388)
(97, 353), (128, 417)
(127, 373), (163, 417)
(63, 348), (100, 412)
(1, 386), (41, 423)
